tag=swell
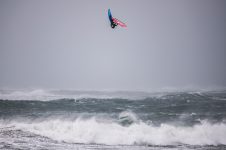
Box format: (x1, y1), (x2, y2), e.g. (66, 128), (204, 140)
(1, 96), (226, 126)
(0, 90), (226, 147)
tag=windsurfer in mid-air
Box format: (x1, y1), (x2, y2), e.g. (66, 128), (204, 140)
(108, 9), (127, 29)
(111, 20), (118, 29)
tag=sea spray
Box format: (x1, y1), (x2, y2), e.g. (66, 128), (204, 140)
(1, 89), (226, 149)
(1, 118), (226, 146)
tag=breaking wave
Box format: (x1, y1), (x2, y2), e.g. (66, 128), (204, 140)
(0, 89), (154, 101)
(1, 89), (226, 148)
(1, 118), (226, 146)
(1, 89), (226, 101)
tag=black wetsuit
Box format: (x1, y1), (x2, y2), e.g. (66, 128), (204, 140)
(111, 22), (117, 28)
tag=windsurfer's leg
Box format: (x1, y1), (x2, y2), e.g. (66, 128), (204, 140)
(111, 23), (116, 28)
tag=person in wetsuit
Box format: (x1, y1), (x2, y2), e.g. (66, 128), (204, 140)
(111, 21), (117, 28)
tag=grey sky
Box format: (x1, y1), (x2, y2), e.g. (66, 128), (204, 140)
(0, 0), (226, 91)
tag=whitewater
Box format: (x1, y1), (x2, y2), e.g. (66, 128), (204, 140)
(0, 89), (226, 150)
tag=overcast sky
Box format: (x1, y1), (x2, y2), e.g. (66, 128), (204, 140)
(0, 0), (226, 91)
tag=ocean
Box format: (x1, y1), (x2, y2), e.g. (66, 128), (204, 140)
(0, 89), (226, 150)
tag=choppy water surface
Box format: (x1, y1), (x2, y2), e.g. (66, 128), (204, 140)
(0, 90), (226, 150)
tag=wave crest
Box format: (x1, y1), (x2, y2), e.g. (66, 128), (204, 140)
(1, 118), (226, 146)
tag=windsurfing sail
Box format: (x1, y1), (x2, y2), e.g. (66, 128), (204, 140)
(108, 9), (127, 29)
(112, 18), (127, 28)
(108, 9), (113, 23)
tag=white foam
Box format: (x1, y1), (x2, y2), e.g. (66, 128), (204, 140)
(0, 89), (155, 101)
(1, 88), (225, 101)
(0, 89), (112, 101)
(1, 119), (226, 146)
(0, 89), (57, 101)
